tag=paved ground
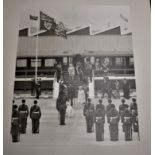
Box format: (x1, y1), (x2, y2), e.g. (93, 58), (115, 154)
(11, 97), (139, 146)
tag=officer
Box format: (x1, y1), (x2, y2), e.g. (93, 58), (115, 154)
(122, 105), (132, 141)
(30, 100), (41, 133)
(83, 98), (95, 133)
(94, 99), (105, 141)
(35, 81), (41, 99)
(18, 99), (29, 133)
(106, 99), (115, 123)
(130, 98), (139, 132)
(56, 90), (67, 125)
(108, 104), (120, 141)
(119, 98), (128, 123)
(11, 105), (20, 142)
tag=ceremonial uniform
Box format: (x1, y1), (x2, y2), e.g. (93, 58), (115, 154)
(18, 101), (29, 133)
(119, 100), (128, 123)
(56, 93), (67, 125)
(30, 101), (41, 133)
(83, 99), (95, 133)
(122, 109), (132, 141)
(11, 105), (20, 142)
(130, 100), (139, 132)
(108, 106), (120, 141)
(95, 102), (105, 141)
(106, 100), (115, 123)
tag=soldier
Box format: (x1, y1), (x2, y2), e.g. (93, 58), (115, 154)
(95, 99), (105, 141)
(106, 99), (115, 123)
(108, 104), (120, 141)
(35, 81), (41, 99)
(18, 99), (29, 133)
(83, 98), (95, 133)
(122, 105), (132, 141)
(130, 98), (139, 132)
(30, 100), (41, 133)
(11, 105), (20, 142)
(119, 98), (128, 123)
(56, 91), (67, 125)
(122, 78), (130, 99)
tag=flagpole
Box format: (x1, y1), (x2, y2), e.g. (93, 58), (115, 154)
(35, 17), (39, 82)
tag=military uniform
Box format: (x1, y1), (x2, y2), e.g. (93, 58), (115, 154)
(106, 101), (115, 123)
(119, 102), (128, 123)
(130, 100), (139, 132)
(108, 106), (120, 141)
(122, 109), (132, 141)
(11, 105), (20, 142)
(95, 102), (105, 141)
(30, 102), (41, 133)
(18, 102), (29, 133)
(57, 93), (67, 125)
(83, 99), (95, 133)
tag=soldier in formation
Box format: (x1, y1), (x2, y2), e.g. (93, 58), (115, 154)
(30, 100), (41, 133)
(107, 104), (120, 141)
(119, 98), (128, 123)
(106, 99), (115, 123)
(122, 105), (132, 141)
(18, 99), (29, 133)
(11, 104), (20, 142)
(130, 98), (139, 133)
(83, 98), (95, 133)
(94, 99), (105, 141)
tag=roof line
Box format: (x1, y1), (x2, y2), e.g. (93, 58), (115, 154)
(67, 25), (91, 35)
(91, 25), (121, 35)
(28, 26), (47, 37)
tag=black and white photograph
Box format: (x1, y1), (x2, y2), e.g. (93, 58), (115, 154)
(11, 5), (140, 144)
(3, 0), (151, 155)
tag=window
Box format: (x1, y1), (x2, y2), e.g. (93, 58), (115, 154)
(16, 59), (27, 67)
(31, 59), (41, 67)
(129, 57), (134, 66)
(45, 59), (56, 67)
(115, 57), (123, 66)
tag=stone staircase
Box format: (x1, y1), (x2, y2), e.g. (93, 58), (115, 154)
(62, 66), (86, 98)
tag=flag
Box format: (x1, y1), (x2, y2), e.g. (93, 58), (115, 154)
(55, 22), (67, 38)
(40, 11), (67, 38)
(30, 15), (38, 20)
(40, 11), (57, 31)
(120, 14), (128, 22)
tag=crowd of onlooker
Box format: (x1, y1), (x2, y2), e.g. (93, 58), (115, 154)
(55, 57), (111, 84)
